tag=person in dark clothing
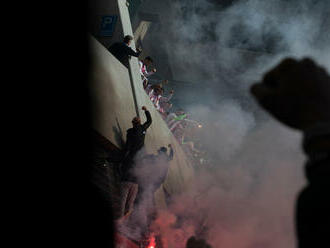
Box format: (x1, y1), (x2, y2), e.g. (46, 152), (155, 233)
(135, 144), (174, 207)
(251, 58), (330, 248)
(127, 144), (174, 238)
(152, 144), (174, 188)
(108, 35), (142, 68)
(121, 106), (152, 182)
(116, 106), (153, 224)
(138, 144), (174, 196)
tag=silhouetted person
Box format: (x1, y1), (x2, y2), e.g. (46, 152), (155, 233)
(186, 57), (330, 248)
(108, 35), (141, 68)
(136, 144), (174, 203)
(128, 144), (174, 238)
(152, 144), (174, 188)
(251, 58), (330, 248)
(121, 106), (152, 182)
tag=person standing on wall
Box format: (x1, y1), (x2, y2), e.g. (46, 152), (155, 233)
(117, 106), (152, 221)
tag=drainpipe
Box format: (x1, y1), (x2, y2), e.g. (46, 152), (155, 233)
(128, 64), (140, 117)
(117, 0), (141, 117)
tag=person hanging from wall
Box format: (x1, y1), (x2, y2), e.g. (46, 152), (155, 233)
(121, 106), (152, 181)
(118, 106), (152, 221)
(141, 144), (174, 194)
(139, 56), (157, 89)
(130, 144), (174, 236)
(108, 35), (142, 68)
(135, 144), (174, 205)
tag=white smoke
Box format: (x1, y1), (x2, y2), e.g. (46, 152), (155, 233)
(150, 118), (306, 248)
(126, 0), (329, 247)
(186, 101), (256, 161)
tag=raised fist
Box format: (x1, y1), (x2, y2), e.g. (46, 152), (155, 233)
(250, 58), (330, 130)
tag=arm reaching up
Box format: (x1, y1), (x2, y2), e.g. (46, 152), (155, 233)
(142, 106), (152, 130)
(128, 46), (141, 57)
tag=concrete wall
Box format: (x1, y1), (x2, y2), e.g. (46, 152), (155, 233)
(90, 36), (136, 148)
(89, 36), (194, 209)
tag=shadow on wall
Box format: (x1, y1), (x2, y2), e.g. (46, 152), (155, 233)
(113, 117), (125, 148)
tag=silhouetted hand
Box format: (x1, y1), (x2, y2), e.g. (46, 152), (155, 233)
(250, 58), (330, 130)
(186, 236), (212, 248)
(142, 106), (147, 111)
(137, 47), (142, 53)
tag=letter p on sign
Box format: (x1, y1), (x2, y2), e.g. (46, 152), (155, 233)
(100, 15), (117, 37)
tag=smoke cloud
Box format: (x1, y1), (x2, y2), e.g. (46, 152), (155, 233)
(151, 118), (305, 248)
(125, 0), (329, 247)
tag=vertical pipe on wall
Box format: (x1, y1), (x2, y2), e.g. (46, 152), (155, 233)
(117, 0), (142, 117)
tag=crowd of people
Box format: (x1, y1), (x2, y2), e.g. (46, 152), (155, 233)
(139, 55), (211, 169)
(109, 35), (211, 170)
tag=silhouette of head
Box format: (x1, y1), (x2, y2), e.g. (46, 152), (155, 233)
(153, 85), (162, 95)
(132, 116), (141, 127)
(144, 56), (153, 66)
(158, 146), (167, 154)
(123, 35), (133, 45)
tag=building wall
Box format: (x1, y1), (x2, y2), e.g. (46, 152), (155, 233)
(89, 36), (194, 209)
(89, 36), (136, 148)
